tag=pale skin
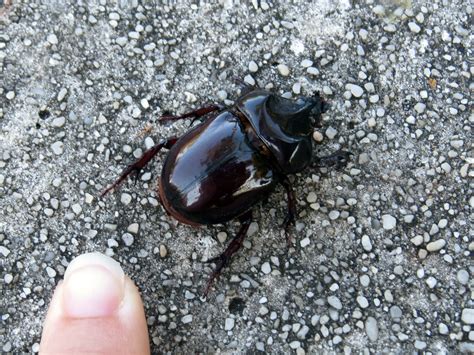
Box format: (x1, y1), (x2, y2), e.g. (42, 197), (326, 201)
(39, 253), (150, 354)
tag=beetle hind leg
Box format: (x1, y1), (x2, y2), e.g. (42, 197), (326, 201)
(204, 211), (253, 296)
(100, 137), (178, 197)
(279, 176), (297, 247)
(159, 104), (222, 124)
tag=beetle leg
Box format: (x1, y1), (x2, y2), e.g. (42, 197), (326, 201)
(315, 150), (353, 170)
(100, 137), (178, 197)
(159, 104), (222, 123)
(280, 176), (297, 247)
(204, 211), (253, 296)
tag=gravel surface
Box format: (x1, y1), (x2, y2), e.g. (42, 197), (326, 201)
(1, 0), (473, 353)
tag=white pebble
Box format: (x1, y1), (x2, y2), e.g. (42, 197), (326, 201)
(457, 269), (469, 285)
(425, 276), (437, 288)
(225, 318), (235, 330)
(6, 91), (15, 100)
(406, 115), (416, 124)
(71, 203), (82, 215)
(248, 61), (258, 72)
(327, 295), (342, 310)
(244, 74), (255, 86)
(426, 239), (446, 252)
(277, 64), (290, 76)
(461, 308), (474, 324)
(357, 296), (369, 308)
(328, 210), (340, 220)
(349, 84), (364, 98)
(127, 223), (139, 234)
(181, 315), (193, 324)
(140, 99), (149, 109)
(52, 116), (66, 127)
(414, 102), (426, 113)
(365, 317), (379, 341)
(408, 22), (421, 33)
(47, 33), (58, 45)
(57, 88), (67, 102)
(307, 67), (320, 76)
(382, 214), (397, 230)
(122, 233), (134, 246)
(4, 274), (13, 284)
(325, 126), (337, 139)
(51, 141), (64, 155)
(46, 267), (56, 278)
(300, 237), (310, 248)
(261, 262), (271, 274)
(307, 192), (317, 203)
(361, 235), (372, 251)
(292, 82), (301, 95)
(121, 193), (132, 205)
(301, 59), (313, 67)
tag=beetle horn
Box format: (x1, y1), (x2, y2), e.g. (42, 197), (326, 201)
(266, 94), (322, 136)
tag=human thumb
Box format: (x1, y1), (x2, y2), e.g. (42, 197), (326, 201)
(40, 252), (150, 354)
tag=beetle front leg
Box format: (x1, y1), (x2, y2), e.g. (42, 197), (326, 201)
(280, 176), (297, 246)
(100, 137), (178, 197)
(159, 104), (222, 123)
(204, 210), (253, 296)
(315, 150), (353, 170)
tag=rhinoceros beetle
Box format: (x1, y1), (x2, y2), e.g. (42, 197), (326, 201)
(101, 85), (351, 294)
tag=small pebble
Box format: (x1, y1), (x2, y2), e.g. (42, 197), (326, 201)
(325, 127), (337, 139)
(127, 223), (139, 234)
(414, 340), (426, 350)
(57, 88), (67, 102)
(426, 239), (446, 252)
(300, 237), (310, 248)
(225, 318), (235, 330)
(382, 214), (397, 230)
(47, 33), (58, 44)
(357, 296), (369, 308)
(461, 309), (474, 324)
(425, 276), (437, 288)
(277, 64), (290, 76)
(181, 315), (193, 324)
(457, 269), (469, 285)
(4, 274), (13, 284)
(327, 296), (342, 310)
(52, 116), (66, 127)
(349, 84), (364, 98)
(408, 22), (421, 33)
(328, 210), (340, 220)
(301, 59), (313, 67)
(121, 193), (132, 205)
(6, 91), (15, 100)
(248, 61), (258, 72)
(244, 74), (255, 86)
(365, 317), (379, 341)
(51, 141), (64, 155)
(361, 235), (372, 251)
(261, 262), (271, 274)
(307, 192), (317, 203)
(159, 245), (167, 258)
(312, 131), (323, 142)
(71, 203), (82, 215)
(414, 102), (426, 113)
(122, 233), (134, 246)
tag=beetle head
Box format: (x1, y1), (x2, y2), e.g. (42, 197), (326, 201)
(266, 92), (326, 137)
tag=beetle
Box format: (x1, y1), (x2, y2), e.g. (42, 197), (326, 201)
(101, 85), (351, 294)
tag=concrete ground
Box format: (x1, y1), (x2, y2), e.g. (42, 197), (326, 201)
(0, 0), (472, 353)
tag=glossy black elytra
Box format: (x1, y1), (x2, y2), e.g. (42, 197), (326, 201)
(101, 87), (351, 295)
